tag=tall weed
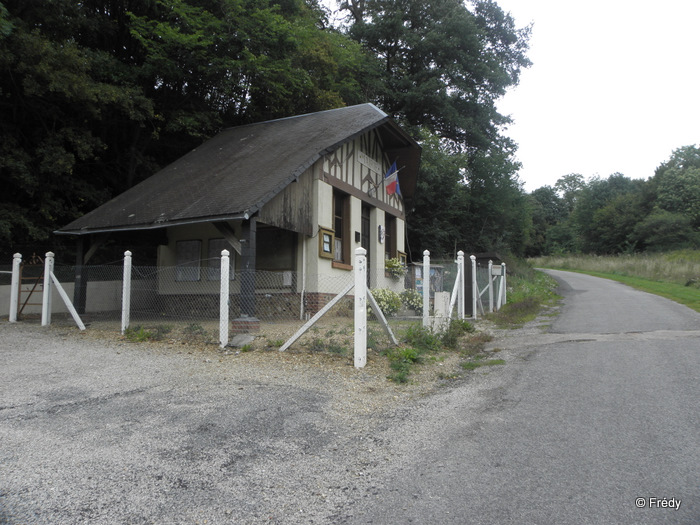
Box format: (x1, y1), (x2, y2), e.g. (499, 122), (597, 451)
(531, 250), (700, 285)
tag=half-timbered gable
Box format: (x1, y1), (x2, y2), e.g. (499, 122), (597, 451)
(321, 130), (405, 219)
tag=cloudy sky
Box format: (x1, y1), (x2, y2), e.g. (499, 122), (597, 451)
(495, 0), (700, 190)
(323, 1), (700, 192)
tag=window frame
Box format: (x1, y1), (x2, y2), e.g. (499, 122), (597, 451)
(175, 239), (202, 282)
(384, 213), (397, 261)
(333, 191), (351, 265)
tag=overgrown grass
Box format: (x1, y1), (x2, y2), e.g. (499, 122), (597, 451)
(382, 321), (498, 383)
(488, 266), (561, 328)
(531, 251), (700, 313)
(531, 250), (700, 285)
(380, 256), (561, 382)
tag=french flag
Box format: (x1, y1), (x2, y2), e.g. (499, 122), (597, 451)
(384, 161), (401, 196)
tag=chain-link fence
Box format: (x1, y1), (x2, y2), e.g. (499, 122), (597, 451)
(3, 256), (358, 350)
(3, 251), (503, 353)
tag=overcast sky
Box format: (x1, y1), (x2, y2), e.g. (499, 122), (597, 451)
(323, 1), (700, 192)
(495, 0), (700, 191)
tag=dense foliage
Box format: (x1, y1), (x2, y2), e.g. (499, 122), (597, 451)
(527, 145), (700, 256)
(0, 0), (369, 257)
(0, 0), (532, 261)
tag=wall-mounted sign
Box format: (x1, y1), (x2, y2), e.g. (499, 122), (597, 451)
(358, 151), (382, 175)
(319, 227), (334, 259)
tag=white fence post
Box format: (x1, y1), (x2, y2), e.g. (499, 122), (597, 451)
(457, 250), (465, 320)
(41, 252), (54, 326)
(354, 247), (367, 369)
(9, 253), (21, 322)
(470, 255), (477, 320)
(488, 259), (494, 313)
(121, 251), (132, 335)
(502, 262), (507, 306)
(219, 249), (230, 348)
(422, 250), (430, 328)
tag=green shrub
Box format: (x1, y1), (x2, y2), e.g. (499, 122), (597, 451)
(440, 319), (475, 348)
(371, 288), (402, 317)
(400, 289), (423, 311)
(124, 325), (171, 342)
(124, 325), (151, 342)
(402, 323), (441, 353)
(386, 346), (422, 383)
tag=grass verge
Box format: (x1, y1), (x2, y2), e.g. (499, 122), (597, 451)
(487, 262), (561, 328)
(461, 357), (505, 371)
(551, 269), (700, 313)
(531, 251), (700, 313)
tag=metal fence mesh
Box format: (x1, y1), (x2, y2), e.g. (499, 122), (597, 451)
(4, 253), (492, 351)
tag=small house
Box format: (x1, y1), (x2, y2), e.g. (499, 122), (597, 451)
(57, 104), (421, 323)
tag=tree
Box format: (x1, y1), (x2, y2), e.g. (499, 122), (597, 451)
(570, 174), (642, 253)
(526, 185), (564, 256)
(651, 146), (700, 227)
(345, 0), (531, 152)
(0, 0), (370, 257)
(588, 193), (645, 254)
(406, 129), (531, 258)
(554, 173), (585, 214)
(339, 0), (533, 256)
(463, 148), (531, 255)
(406, 130), (468, 258)
(631, 210), (699, 251)
(0, 0), (155, 252)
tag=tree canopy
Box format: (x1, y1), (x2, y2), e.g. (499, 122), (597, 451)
(339, 0), (533, 257)
(0, 0), (533, 261)
(526, 145), (700, 256)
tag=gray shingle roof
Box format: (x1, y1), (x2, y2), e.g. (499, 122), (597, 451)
(57, 103), (420, 235)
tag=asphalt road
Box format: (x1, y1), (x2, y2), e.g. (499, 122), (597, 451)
(1, 270), (699, 524)
(346, 270), (700, 524)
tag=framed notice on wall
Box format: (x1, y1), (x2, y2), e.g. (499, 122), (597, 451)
(319, 228), (334, 259)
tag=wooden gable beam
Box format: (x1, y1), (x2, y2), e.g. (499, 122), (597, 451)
(213, 222), (242, 255)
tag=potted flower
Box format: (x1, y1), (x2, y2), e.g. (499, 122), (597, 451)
(385, 257), (406, 280)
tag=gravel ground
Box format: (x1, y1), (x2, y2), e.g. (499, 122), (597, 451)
(0, 316), (524, 524)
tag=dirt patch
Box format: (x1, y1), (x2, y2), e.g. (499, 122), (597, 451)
(67, 315), (509, 419)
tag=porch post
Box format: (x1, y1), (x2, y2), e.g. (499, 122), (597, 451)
(73, 236), (87, 314)
(240, 217), (257, 317)
(230, 217), (260, 334)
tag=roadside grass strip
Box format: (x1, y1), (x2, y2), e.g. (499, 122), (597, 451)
(461, 357), (506, 371)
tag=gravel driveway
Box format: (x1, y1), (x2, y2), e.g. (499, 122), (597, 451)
(1, 320), (501, 524)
